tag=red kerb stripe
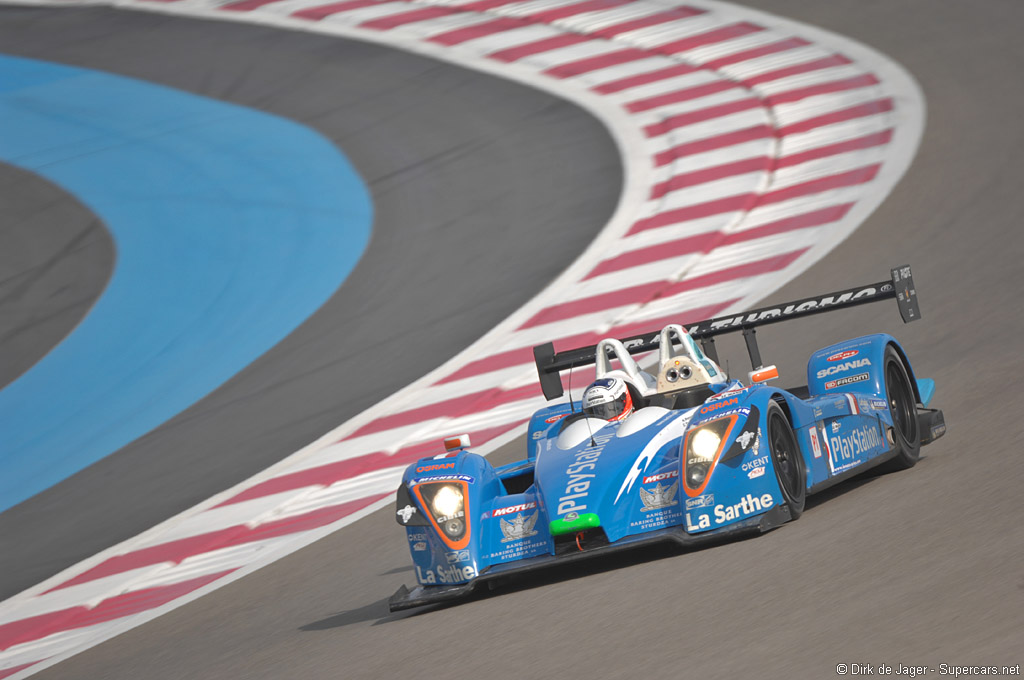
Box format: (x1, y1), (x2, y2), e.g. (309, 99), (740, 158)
(654, 125), (773, 167)
(489, 33), (593, 62)
(546, 48), (650, 78)
(649, 156), (771, 199)
(592, 6), (704, 39)
(629, 193), (755, 235)
(742, 54), (852, 87)
(430, 17), (524, 46)
(2, 572), (233, 651)
(777, 98), (893, 137)
(765, 73), (879, 106)
(643, 97), (763, 137)
(585, 203), (852, 280)
(655, 22), (763, 55)
(528, 0), (635, 23)
(626, 79), (737, 113)
(362, 6), (458, 29)
(293, 0), (385, 20)
(703, 37), (809, 69)
(775, 130), (893, 169)
(594, 62), (698, 94)
(221, 0), (282, 11)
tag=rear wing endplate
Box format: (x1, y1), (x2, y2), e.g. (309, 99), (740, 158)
(533, 265), (920, 400)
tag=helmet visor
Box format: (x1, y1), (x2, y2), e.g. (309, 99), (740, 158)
(584, 392), (628, 420)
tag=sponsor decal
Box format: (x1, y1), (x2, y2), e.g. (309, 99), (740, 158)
(485, 535), (548, 563)
(871, 398), (888, 410)
(809, 428), (822, 458)
(500, 511), (539, 542)
(931, 423), (946, 438)
(828, 423), (884, 474)
(688, 288), (881, 334)
(565, 511), (579, 521)
(557, 432), (614, 515)
(412, 474), (474, 484)
(736, 430), (756, 450)
(545, 413), (568, 424)
(639, 481), (679, 511)
(831, 421), (841, 434)
(412, 541), (427, 551)
(741, 455), (768, 472)
(407, 531), (427, 542)
(824, 373), (870, 390)
(446, 550), (470, 564)
(686, 493), (774, 530)
(416, 564), (478, 585)
(614, 413), (693, 504)
(708, 385), (750, 402)
(700, 397), (738, 415)
(415, 461), (456, 473)
(827, 350), (859, 362)
(643, 470), (679, 484)
(397, 505), (417, 524)
(816, 358), (872, 379)
(493, 501), (537, 517)
(747, 466), (766, 480)
(685, 494), (714, 510)
(623, 336), (658, 350)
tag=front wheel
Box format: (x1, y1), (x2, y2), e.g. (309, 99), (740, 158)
(766, 401), (806, 520)
(878, 345), (921, 472)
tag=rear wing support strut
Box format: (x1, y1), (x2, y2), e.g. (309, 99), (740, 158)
(533, 265), (921, 401)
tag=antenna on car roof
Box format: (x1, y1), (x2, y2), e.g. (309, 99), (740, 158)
(567, 363), (576, 414)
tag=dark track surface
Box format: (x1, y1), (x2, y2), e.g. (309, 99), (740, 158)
(0, 7), (621, 600)
(0, 163), (113, 389)
(17, 0), (1024, 678)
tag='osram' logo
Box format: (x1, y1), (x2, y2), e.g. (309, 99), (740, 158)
(827, 350), (859, 362)
(700, 397), (737, 415)
(817, 358), (871, 379)
(416, 462), (456, 473)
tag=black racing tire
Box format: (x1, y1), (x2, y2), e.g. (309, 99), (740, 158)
(766, 401), (806, 521)
(878, 345), (921, 472)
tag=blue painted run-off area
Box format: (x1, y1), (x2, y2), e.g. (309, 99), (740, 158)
(0, 56), (373, 513)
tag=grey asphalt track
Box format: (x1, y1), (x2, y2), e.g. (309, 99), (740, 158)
(15, 0), (1024, 678)
(0, 163), (113, 389)
(0, 7), (621, 600)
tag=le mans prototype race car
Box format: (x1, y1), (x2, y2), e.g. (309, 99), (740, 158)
(390, 266), (946, 610)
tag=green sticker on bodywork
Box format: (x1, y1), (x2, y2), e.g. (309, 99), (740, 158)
(549, 513), (601, 535)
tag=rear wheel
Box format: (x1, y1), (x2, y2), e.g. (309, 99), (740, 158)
(879, 345), (921, 472)
(766, 401), (805, 520)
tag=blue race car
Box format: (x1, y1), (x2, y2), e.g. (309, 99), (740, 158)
(390, 266), (945, 611)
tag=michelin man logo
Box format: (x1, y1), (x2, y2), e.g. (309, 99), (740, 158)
(397, 505), (416, 523)
(737, 430), (756, 450)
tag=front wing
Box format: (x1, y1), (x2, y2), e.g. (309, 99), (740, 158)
(389, 504), (791, 611)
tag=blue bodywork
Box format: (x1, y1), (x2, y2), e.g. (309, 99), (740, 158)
(393, 333), (944, 606)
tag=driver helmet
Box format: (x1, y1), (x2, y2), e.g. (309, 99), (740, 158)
(582, 377), (635, 422)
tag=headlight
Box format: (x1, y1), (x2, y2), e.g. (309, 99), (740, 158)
(684, 416), (737, 492)
(431, 485), (463, 518)
(690, 429), (721, 460)
(415, 481), (469, 547)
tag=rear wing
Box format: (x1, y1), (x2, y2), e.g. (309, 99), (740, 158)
(533, 265), (920, 400)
